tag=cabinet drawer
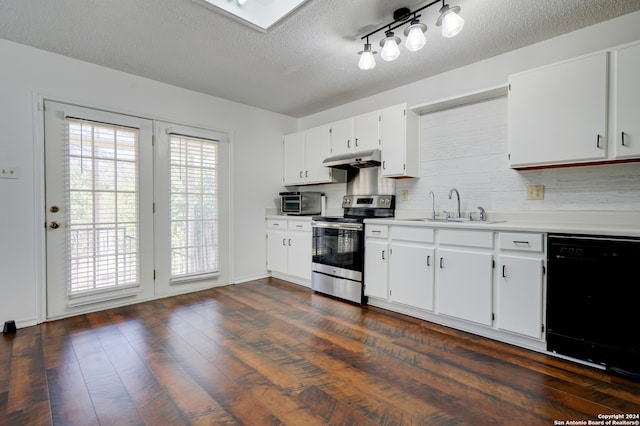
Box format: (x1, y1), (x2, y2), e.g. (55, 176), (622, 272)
(391, 226), (434, 243)
(366, 224), (388, 238)
(499, 232), (543, 252)
(267, 219), (287, 229)
(288, 220), (311, 232)
(438, 229), (493, 248)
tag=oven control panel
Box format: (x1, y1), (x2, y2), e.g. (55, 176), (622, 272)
(342, 195), (394, 209)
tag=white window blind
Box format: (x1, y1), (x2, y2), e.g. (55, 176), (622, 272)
(169, 134), (219, 280)
(66, 118), (140, 295)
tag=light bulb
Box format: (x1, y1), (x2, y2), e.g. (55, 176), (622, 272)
(442, 10), (464, 37)
(358, 51), (376, 70)
(380, 32), (401, 62)
(404, 21), (427, 51)
(437, 5), (464, 38)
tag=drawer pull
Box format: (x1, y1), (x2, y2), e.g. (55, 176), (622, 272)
(427, 255), (431, 267)
(371, 230), (381, 234)
(513, 240), (530, 246)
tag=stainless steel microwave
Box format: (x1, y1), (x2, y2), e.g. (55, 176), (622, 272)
(279, 191), (322, 215)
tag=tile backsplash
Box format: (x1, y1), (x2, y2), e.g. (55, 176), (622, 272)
(300, 96), (640, 213)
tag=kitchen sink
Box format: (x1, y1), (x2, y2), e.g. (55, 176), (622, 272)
(405, 218), (506, 225)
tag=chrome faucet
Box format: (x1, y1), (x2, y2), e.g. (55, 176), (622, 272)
(428, 191), (436, 219)
(448, 188), (461, 218)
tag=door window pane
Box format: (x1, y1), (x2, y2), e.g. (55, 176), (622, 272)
(66, 119), (139, 293)
(169, 135), (219, 278)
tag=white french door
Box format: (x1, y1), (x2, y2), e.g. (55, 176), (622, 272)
(153, 121), (230, 298)
(44, 101), (155, 319)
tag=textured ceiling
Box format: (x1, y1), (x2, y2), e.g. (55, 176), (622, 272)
(1, 0), (640, 117)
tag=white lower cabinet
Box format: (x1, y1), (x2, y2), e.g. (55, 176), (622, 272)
(364, 225), (389, 299)
(437, 248), (494, 326)
(361, 222), (547, 351)
(497, 232), (545, 339)
(267, 218), (312, 285)
(389, 226), (435, 311)
(436, 229), (494, 326)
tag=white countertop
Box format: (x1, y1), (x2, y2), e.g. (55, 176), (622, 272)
(265, 210), (640, 237)
(365, 210), (640, 238)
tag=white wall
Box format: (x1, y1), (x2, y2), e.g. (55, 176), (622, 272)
(0, 38), (296, 327)
(299, 11), (640, 215)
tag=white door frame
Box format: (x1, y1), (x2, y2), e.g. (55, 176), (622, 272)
(31, 92), (236, 324)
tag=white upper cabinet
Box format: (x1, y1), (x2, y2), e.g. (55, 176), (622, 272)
(381, 104), (420, 178)
(283, 131), (306, 185)
(508, 52), (609, 168)
(353, 110), (381, 152)
(329, 118), (354, 156)
(614, 42), (640, 159)
(283, 125), (344, 186)
(304, 125), (334, 184)
(330, 111), (380, 156)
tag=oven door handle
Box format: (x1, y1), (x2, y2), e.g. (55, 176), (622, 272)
(312, 222), (363, 231)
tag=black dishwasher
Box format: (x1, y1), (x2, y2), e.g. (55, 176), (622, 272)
(547, 234), (640, 377)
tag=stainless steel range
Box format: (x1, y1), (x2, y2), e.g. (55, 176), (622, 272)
(311, 195), (395, 304)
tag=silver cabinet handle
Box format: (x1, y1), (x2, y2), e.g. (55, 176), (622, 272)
(355, 138), (359, 147)
(622, 132), (627, 146)
(502, 265), (507, 278)
(513, 240), (530, 246)
(282, 238), (286, 246)
(347, 139), (351, 148)
(288, 239), (292, 246)
(381, 250), (385, 260)
(299, 171), (303, 178)
(439, 257), (444, 268)
(596, 134), (602, 149)
(427, 255), (431, 267)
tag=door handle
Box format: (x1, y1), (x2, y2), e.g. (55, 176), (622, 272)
(49, 221), (60, 229)
(427, 255), (431, 267)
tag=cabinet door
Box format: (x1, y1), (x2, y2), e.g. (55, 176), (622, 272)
(329, 118), (354, 156)
(304, 125), (332, 184)
(614, 43), (640, 159)
(389, 242), (434, 311)
(509, 52), (608, 167)
(353, 110), (380, 152)
(267, 229), (288, 274)
(437, 248), (493, 325)
(364, 239), (388, 299)
(283, 132), (305, 185)
(497, 255), (544, 339)
(287, 231), (312, 283)
(381, 104), (407, 176)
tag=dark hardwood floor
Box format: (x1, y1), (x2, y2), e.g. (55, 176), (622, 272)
(1, 278), (639, 425)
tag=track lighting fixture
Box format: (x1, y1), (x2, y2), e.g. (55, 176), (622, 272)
(357, 0), (464, 70)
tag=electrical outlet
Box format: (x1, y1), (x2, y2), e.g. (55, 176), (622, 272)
(400, 190), (409, 201)
(0, 167), (19, 179)
(526, 185), (544, 200)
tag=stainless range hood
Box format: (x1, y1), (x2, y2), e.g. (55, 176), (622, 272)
(322, 149), (381, 169)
